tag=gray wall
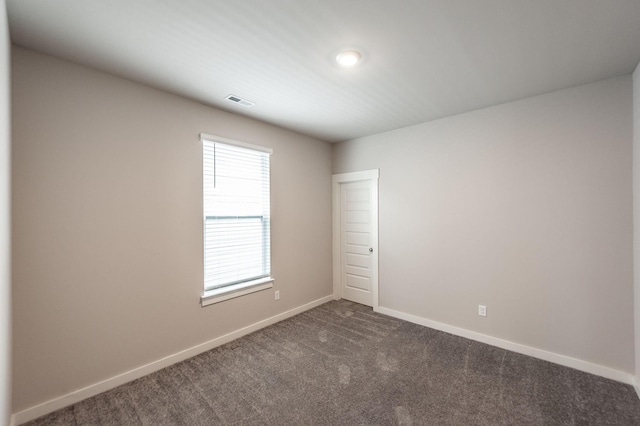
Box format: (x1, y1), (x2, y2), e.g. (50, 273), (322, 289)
(333, 77), (634, 373)
(634, 63), (640, 381)
(0, 0), (10, 424)
(11, 47), (333, 412)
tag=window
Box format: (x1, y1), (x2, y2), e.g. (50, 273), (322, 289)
(200, 134), (273, 306)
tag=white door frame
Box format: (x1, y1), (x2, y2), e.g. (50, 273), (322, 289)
(332, 169), (379, 310)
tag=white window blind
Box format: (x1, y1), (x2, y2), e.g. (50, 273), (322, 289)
(202, 136), (271, 292)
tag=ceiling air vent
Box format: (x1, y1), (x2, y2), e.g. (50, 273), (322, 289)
(225, 94), (255, 108)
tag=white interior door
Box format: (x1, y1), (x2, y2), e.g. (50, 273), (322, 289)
(333, 170), (379, 308)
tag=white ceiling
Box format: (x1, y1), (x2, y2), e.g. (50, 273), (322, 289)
(7, 0), (640, 143)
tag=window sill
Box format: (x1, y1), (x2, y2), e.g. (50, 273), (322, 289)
(201, 277), (274, 307)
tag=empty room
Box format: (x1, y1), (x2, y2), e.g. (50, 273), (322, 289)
(2, 0), (640, 424)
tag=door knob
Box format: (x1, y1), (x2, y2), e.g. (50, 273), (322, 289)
(369, 248), (373, 253)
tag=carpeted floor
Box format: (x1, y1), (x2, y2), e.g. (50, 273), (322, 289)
(25, 300), (640, 425)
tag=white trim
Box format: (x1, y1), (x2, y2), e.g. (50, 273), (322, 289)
(12, 295), (333, 425)
(375, 305), (635, 385)
(199, 133), (273, 155)
(201, 278), (274, 306)
(633, 376), (640, 400)
(332, 169), (380, 309)
(332, 169), (379, 184)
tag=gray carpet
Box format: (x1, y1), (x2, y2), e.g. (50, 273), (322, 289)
(25, 300), (640, 425)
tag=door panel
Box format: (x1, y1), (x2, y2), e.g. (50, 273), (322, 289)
(346, 274), (370, 291)
(346, 231), (369, 246)
(341, 180), (374, 306)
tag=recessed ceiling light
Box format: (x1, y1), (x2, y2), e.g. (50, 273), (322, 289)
(336, 50), (361, 67)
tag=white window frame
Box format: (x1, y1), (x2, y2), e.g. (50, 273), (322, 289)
(200, 133), (274, 306)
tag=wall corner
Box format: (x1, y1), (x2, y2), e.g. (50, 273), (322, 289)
(633, 62), (640, 382)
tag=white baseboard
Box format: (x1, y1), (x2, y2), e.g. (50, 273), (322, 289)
(375, 306), (635, 386)
(633, 377), (640, 400)
(12, 295), (333, 425)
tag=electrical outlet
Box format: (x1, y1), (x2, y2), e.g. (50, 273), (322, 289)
(478, 305), (487, 317)
(275, 290), (280, 300)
